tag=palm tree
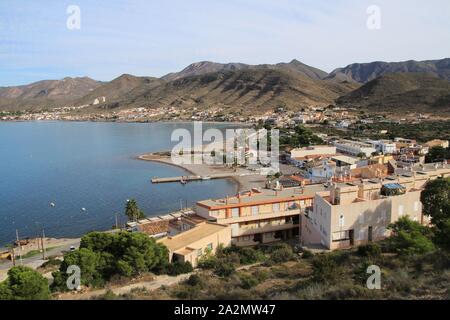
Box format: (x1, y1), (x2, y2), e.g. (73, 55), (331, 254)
(125, 199), (145, 222)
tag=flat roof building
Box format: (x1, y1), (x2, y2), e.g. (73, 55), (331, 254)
(196, 185), (326, 247)
(158, 222), (231, 268)
(301, 163), (450, 250)
(290, 145), (336, 159)
(333, 140), (377, 158)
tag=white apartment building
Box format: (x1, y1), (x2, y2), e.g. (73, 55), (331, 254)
(290, 145), (336, 159)
(333, 140), (377, 158)
(367, 140), (397, 154)
(195, 185), (325, 247)
(301, 163), (450, 250)
(302, 181), (423, 250)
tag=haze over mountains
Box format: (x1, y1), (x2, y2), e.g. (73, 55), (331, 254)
(1, 58), (449, 113)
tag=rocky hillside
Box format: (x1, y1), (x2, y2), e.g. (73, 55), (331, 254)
(0, 77), (101, 111)
(2, 58), (450, 115)
(327, 58), (450, 83)
(75, 74), (164, 107)
(336, 73), (450, 111)
(108, 68), (357, 114)
(162, 59), (328, 82)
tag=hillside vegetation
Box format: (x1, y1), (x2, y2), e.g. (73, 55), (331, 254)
(337, 73), (450, 112)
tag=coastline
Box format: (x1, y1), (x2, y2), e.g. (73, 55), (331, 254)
(0, 118), (252, 127)
(137, 153), (267, 193)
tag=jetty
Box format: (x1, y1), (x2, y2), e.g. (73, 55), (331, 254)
(151, 172), (253, 184)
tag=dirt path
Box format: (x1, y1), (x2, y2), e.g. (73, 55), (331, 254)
(58, 272), (193, 300)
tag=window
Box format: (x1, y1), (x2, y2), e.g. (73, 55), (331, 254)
(332, 230), (349, 242)
(398, 205), (404, 216)
(358, 228), (365, 241)
(251, 206), (259, 216)
(207, 243), (213, 251)
(339, 215), (345, 228)
(414, 202), (420, 212)
(231, 223), (239, 236)
(197, 249), (202, 257)
(381, 210), (387, 221)
(272, 203), (280, 212)
(231, 207), (239, 218)
(210, 210), (219, 217)
(358, 213), (364, 224)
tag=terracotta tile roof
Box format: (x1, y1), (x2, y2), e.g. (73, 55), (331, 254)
(137, 220), (169, 236)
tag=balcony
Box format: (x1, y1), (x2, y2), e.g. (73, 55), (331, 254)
(237, 222), (299, 237)
(218, 208), (301, 224)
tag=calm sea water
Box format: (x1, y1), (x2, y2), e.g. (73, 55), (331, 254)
(0, 121), (238, 245)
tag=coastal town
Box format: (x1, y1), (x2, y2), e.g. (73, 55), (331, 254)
(2, 0), (450, 304)
(1, 113), (449, 299)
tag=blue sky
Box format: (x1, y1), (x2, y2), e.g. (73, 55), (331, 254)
(1, 0), (449, 86)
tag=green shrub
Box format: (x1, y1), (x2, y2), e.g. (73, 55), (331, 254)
(1, 266), (50, 300)
(238, 247), (265, 265)
(198, 255), (218, 269)
(353, 259), (375, 285)
(167, 261), (193, 276)
(253, 270), (270, 282)
(312, 255), (341, 284)
(239, 273), (259, 289)
(97, 289), (119, 300)
(41, 257), (62, 268)
(301, 249), (314, 259)
(385, 269), (415, 294)
(214, 261), (235, 277)
(269, 246), (294, 263)
(186, 274), (202, 286)
(173, 285), (200, 299)
(357, 243), (381, 258)
(388, 217), (435, 255)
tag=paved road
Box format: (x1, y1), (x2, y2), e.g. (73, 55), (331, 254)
(0, 239), (80, 281)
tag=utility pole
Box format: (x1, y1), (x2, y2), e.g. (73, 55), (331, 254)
(15, 229), (23, 265)
(11, 246), (16, 266)
(41, 229), (46, 260)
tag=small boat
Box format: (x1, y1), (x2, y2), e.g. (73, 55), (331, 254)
(81, 208), (86, 212)
(50, 202), (56, 207)
(180, 176), (187, 185)
(201, 176), (211, 180)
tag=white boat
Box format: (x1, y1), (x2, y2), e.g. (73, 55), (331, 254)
(201, 176), (211, 180)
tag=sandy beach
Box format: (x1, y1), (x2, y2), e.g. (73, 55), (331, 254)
(138, 153), (268, 193)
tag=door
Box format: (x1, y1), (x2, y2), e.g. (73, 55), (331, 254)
(349, 229), (354, 246)
(231, 223), (239, 237)
(368, 226), (373, 242)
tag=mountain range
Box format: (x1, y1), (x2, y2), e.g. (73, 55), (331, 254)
(336, 72), (450, 111)
(1, 58), (449, 113)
